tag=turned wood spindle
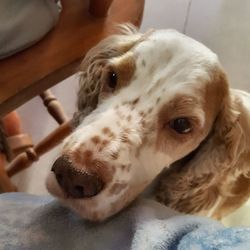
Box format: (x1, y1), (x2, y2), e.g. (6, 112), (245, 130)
(40, 90), (68, 125)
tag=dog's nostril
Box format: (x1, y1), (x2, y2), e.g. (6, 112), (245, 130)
(70, 175), (104, 198)
(72, 185), (85, 198)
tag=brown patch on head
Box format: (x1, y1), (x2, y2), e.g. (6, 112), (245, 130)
(91, 135), (101, 145)
(127, 115), (132, 122)
(110, 52), (136, 90)
(109, 183), (128, 195)
(203, 67), (229, 130)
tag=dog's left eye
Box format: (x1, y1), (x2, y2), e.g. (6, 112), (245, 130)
(169, 118), (192, 134)
(107, 71), (117, 90)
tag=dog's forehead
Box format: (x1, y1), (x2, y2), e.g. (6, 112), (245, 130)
(122, 29), (221, 96)
(133, 30), (218, 66)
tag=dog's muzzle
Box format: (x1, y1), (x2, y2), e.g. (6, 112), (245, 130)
(51, 156), (104, 199)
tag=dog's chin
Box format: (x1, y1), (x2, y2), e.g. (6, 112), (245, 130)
(46, 172), (144, 221)
(46, 172), (105, 221)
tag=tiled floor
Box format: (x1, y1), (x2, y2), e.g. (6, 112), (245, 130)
(14, 0), (250, 226)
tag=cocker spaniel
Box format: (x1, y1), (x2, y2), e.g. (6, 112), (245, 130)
(46, 25), (250, 221)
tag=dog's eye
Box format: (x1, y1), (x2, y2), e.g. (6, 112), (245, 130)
(107, 71), (117, 90)
(169, 118), (192, 134)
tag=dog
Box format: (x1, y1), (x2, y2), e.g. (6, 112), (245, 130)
(46, 25), (250, 221)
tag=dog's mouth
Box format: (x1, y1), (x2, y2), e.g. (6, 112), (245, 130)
(46, 150), (153, 221)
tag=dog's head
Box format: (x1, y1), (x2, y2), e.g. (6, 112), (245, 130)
(47, 25), (232, 221)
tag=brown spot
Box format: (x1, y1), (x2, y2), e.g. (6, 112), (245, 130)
(102, 127), (111, 135)
(110, 151), (119, 160)
(102, 139), (110, 147)
(131, 97), (140, 106)
(121, 164), (126, 170)
(127, 115), (132, 122)
(72, 149), (93, 166)
(139, 111), (145, 117)
(156, 97), (161, 104)
(109, 183), (128, 195)
(84, 150), (93, 161)
(141, 120), (146, 128)
(91, 136), (101, 144)
(73, 149), (83, 164)
(124, 127), (131, 134)
(102, 127), (115, 138)
(121, 133), (131, 144)
(98, 146), (104, 152)
(121, 164), (131, 172)
(148, 107), (153, 114)
(142, 59), (146, 67)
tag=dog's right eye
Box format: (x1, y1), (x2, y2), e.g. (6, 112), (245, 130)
(107, 71), (117, 90)
(169, 117), (192, 134)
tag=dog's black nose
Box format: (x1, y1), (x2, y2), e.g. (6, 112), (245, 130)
(51, 156), (104, 198)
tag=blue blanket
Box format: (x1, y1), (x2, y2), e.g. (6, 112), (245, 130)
(0, 193), (250, 250)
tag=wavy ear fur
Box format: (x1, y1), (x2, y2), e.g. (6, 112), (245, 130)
(155, 71), (247, 217)
(73, 24), (141, 126)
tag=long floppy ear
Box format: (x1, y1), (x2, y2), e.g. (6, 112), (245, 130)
(155, 70), (247, 216)
(73, 24), (141, 126)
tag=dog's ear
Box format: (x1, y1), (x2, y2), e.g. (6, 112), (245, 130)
(155, 70), (246, 215)
(73, 24), (141, 126)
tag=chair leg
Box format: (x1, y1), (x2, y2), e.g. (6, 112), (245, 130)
(0, 154), (16, 192)
(7, 121), (72, 178)
(40, 90), (68, 124)
(89, 0), (114, 17)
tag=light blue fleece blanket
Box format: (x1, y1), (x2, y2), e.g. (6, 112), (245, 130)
(0, 193), (250, 250)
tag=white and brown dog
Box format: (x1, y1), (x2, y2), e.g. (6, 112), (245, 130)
(47, 25), (250, 221)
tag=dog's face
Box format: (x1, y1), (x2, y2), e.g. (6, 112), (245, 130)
(47, 28), (228, 221)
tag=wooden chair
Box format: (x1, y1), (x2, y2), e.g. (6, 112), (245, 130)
(0, 0), (144, 192)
